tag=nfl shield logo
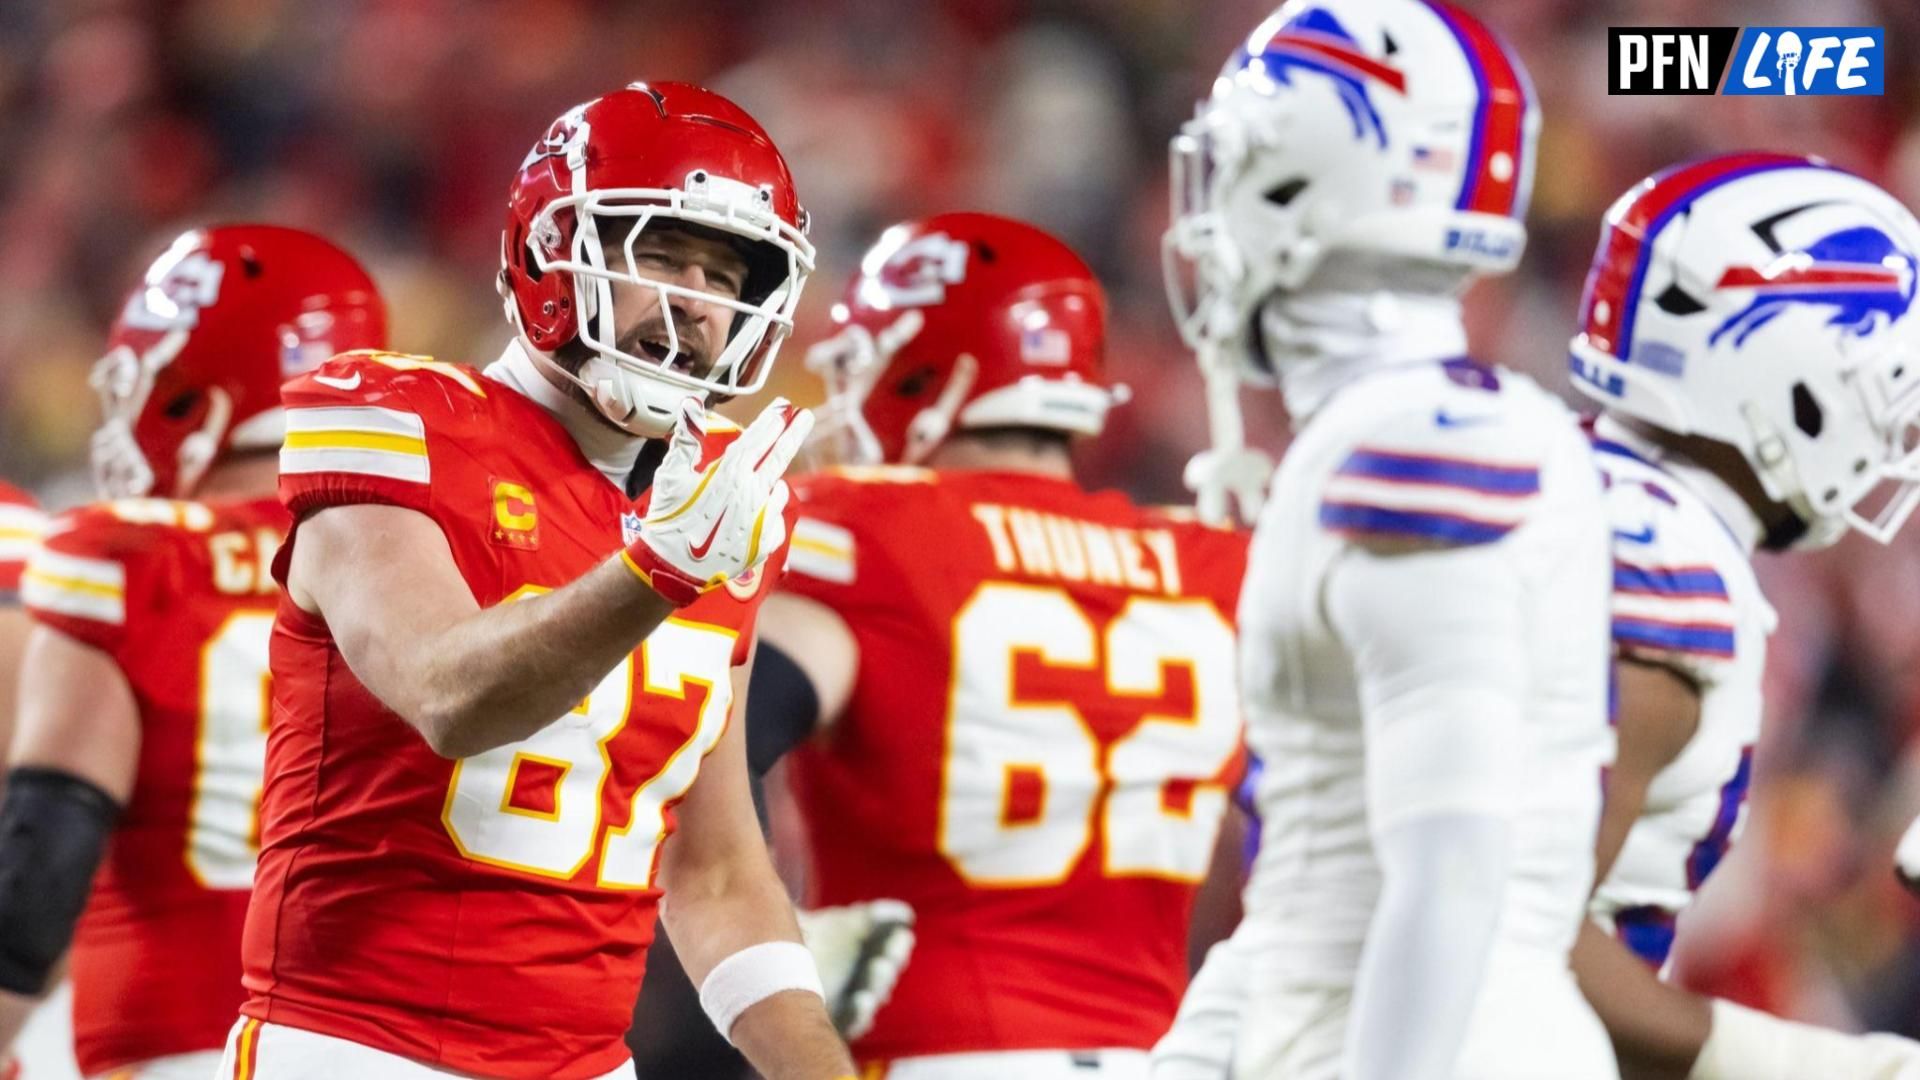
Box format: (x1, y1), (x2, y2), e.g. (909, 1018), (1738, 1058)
(621, 511), (644, 545)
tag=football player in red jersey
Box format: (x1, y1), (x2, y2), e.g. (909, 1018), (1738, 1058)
(0, 225), (387, 1080)
(747, 213), (1249, 1078)
(0, 479), (45, 1080)
(0, 479), (43, 772)
(226, 83), (853, 1080)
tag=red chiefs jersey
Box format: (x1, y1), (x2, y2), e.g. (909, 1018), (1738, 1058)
(21, 494), (286, 1075)
(782, 466), (1249, 1062)
(245, 351), (775, 1079)
(0, 480), (43, 599)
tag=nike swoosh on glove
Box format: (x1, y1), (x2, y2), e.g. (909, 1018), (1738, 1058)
(623, 398), (813, 607)
(796, 899), (916, 1041)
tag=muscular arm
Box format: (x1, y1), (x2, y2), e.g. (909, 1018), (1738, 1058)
(1592, 658), (1701, 885)
(746, 593), (858, 775)
(1573, 920), (1707, 1080)
(1328, 541), (1530, 1080)
(287, 503), (674, 758)
(1579, 658), (1920, 1079)
(1577, 657), (1709, 1079)
(659, 659), (854, 1079)
(1583, 928), (1920, 1080)
(0, 606), (27, 793)
(0, 628), (140, 1051)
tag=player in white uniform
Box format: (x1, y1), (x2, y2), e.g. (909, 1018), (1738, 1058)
(1569, 155), (1920, 1079)
(1155, 2), (1616, 1078)
(1157, 148), (1920, 1080)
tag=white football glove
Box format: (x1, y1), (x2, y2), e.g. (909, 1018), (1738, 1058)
(623, 398), (812, 606)
(1184, 446), (1273, 528)
(796, 899), (916, 1040)
(1692, 999), (1920, 1080)
(1184, 347), (1270, 527)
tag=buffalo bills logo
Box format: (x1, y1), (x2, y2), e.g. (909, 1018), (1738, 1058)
(1711, 224), (1917, 348)
(1234, 8), (1406, 148)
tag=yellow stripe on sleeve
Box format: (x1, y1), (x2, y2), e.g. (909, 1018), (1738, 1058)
(283, 429), (428, 456)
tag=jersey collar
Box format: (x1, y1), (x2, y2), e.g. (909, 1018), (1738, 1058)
(485, 340), (643, 490)
(1592, 415), (1764, 553)
(1263, 290), (1469, 421)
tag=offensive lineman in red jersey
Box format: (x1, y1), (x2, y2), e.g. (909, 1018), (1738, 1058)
(0, 479), (43, 770)
(0, 226), (386, 1079)
(0, 479), (45, 1080)
(748, 213), (1249, 1078)
(228, 83), (854, 1080)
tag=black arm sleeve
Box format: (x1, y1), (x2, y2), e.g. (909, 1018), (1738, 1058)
(0, 767), (121, 995)
(745, 641), (822, 778)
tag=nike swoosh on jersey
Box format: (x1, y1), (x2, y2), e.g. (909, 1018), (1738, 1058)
(1434, 409), (1497, 428)
(689, 512), (727, 560)
(314, 372), (362, 391)
(1613, 525), (1656, 544)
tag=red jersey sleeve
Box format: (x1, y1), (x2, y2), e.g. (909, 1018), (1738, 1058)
(781, 469), (925, 613)
(21, 502), (183, 654)
(0, 482), (44, 601)
(277, 351), (494, 522)
(274, 352), (498, 586)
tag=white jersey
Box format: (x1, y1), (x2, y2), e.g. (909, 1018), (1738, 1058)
(1231, 359), (1614, 1078)
(1589, 433), (1774, 968)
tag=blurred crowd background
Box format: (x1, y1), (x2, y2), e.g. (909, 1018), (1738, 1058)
(6, 0), (1920, 1069)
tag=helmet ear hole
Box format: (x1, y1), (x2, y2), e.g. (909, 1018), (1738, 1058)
(1265, 178), (1309, 207)
(894, 366), (937, 398)
(1654, 283), (1705, 316)
(164, 390), (202, 420)
(1792, 382), (1824, 438)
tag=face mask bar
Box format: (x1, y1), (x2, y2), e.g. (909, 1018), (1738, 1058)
(800, 309), (927, 468)
(1163, 117), (1273, 526)
(528, 182), (815, 401)
(86, 329), (190, 499)
(1845, 355), (1920, 543)
(1162, 124), (1223, 354)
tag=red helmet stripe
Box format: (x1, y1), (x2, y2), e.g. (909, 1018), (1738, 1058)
(1425, 0), (1529, 217)
(1714, 264), (1904, 289)
(1265, 31), (1408, 93)
(1577, 153), (1816, 358)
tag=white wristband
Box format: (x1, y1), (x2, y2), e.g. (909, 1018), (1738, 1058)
(1691, 999), (1920, 1080)
(698, 940), (825, 1042)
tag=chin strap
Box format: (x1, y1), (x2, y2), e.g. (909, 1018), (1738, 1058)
(901, 353), (979, 465)
(173, 387), (233, 497)
(1184, 343), (1272, 527)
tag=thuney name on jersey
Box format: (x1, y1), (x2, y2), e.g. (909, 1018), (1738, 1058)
(969, 503), (1185, 595)
(785, 469), (1248, 1060)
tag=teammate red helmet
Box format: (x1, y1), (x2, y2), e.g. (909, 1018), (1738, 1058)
(808, 212), (1122, 465)
(501, 81), (815, 438)
(90, 225), (387, 499)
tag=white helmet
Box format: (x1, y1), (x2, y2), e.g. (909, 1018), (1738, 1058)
(1163, 0), (1538, 379)
(1569, 153), (1920, 547)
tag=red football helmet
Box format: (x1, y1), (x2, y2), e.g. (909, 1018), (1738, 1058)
(500, 81), (815, 438)
(807, 212), (1121, 465)
(90, 225), (387, 499)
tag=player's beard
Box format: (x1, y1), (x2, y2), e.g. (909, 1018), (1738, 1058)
(551, 311), (719, 436)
